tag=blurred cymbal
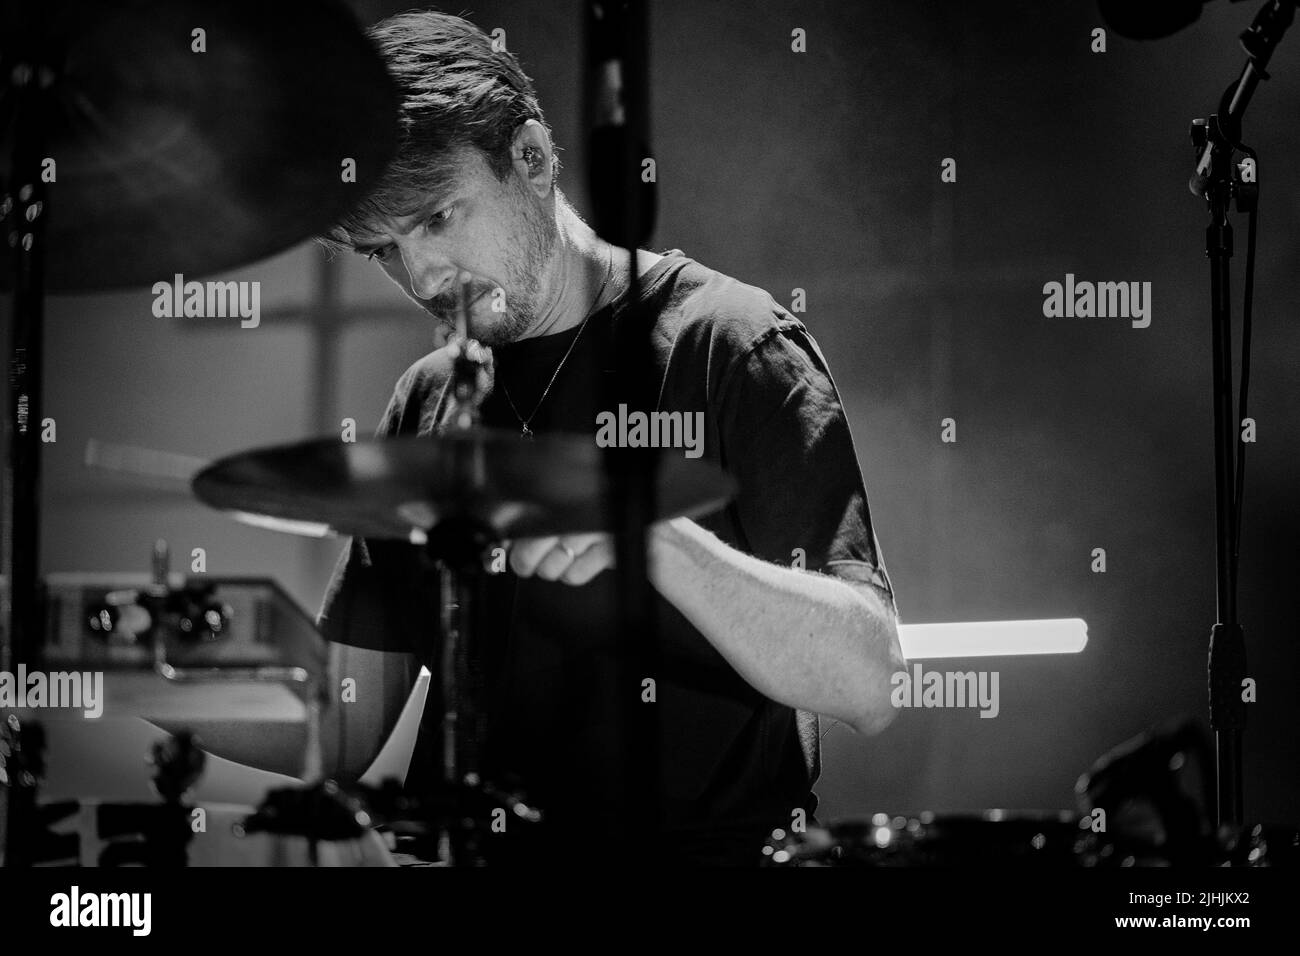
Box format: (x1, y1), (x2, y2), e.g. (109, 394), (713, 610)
(0, 0), (397, 291)
(192, 431), (736, 541)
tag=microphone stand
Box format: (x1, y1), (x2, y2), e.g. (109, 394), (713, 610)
(585, 0), (661, 855)
(1186, 0), (1294, 829)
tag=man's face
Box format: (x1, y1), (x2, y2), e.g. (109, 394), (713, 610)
(350, 146), (555, 347)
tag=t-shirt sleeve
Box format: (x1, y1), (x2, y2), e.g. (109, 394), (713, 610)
(716, 322), (898, 614)
(316, 364), (444, 653)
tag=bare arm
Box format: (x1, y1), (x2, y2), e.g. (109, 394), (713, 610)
(648, 517), (903, 734)
(510, 518), (905, 735)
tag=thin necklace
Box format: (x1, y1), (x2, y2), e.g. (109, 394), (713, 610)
(501, 245), (616, 440)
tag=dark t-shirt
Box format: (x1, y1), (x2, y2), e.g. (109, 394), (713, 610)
(317, 249), (897, 864)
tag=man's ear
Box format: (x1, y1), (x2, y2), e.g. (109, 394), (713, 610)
(511, 119), (554, 197)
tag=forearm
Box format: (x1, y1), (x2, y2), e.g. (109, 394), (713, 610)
(649, 517), (904, 734)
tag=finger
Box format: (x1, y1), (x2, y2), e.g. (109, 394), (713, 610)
(535, 542), (577, 581)
(560, 538), (616, 586)
(510, 537), (558, 576)
(556, 532), (605, 556)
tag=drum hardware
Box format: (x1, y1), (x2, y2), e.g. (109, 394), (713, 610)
(40, 543), (331, 784)
(89, 731), (205, 867)
(2, 710), (398, 866)
(139, 542), (327, 783)
(1, 715), (205, 866)
(187, 425), (734, 545)
(371, 774), (544, 867)
(3, 712), (396, 867)
(1074, 718), (1216, 866)
(1224, 822), (1299, 867)
(45, 555), (328, 679)
(189, 280), (735, 864)
(1073, 718), (1297, 867)
(763, 811), (1086, 868)
(81, 543), (234, 654)
(190, 424), (729, 863)
(235, 779), (376, 867)
(763, 812), (1294, 868)
(1072, 821), (1297, 868)
(767, 719), (1298, 868)
(0, 714), (48, 866)
(235, 774), (544, 868)
(3, 547), (337, 866)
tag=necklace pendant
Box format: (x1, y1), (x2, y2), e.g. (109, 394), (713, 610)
(520, 424), (534, 441)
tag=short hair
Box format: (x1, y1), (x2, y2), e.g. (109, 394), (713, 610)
(319, 10), (558, 253)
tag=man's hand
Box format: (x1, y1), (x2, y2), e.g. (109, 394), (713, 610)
(442, 335), (494, 429)
(507, 533), (615, 585)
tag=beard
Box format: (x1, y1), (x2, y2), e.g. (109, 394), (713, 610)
(427, 181), (557, 349)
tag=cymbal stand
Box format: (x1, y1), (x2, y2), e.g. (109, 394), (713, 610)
(1, 45), (53, 677)
(422, 278), (496, 865)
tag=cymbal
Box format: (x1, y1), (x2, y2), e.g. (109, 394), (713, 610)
(192, 431), (737, 542)
(0, 0), (397, 291)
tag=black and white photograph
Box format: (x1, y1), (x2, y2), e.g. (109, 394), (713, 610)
(1, 0), (1297, 936)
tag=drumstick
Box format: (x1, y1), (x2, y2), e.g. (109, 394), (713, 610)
(457, 271), (471, 342)
(84, 438), (209, 483)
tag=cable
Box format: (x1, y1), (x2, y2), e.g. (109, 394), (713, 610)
(1231, 146), (1258, 601)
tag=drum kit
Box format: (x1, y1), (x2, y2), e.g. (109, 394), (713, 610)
(0, 0), (733, 867)
(763, 718), (1298, 868)
(1, 1), (1295, 869)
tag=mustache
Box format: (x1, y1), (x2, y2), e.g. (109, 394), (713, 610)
(428, 285), (491, 314)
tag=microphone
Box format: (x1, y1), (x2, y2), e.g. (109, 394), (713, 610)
(1097, 0), (1229, 40)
